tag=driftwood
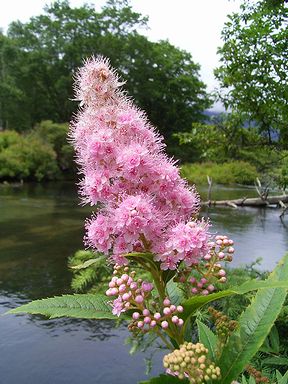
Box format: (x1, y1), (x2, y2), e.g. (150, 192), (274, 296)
(202, 194), (288, 208)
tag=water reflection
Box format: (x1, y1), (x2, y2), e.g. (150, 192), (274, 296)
(0, 182), (288, 383)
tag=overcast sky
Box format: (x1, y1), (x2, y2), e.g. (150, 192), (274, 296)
(0, 0), (242, 111)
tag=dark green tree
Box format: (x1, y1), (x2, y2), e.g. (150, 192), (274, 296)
(215, 0), (288, 145)
(1, 0), (210, 153)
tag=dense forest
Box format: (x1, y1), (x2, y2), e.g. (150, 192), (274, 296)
(0, 0), (287, 187)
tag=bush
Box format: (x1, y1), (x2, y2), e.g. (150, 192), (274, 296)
(180, 161), (259, 185)
(32, 120), (74, 172)
(0, 131), (59, 181)
(0, 130), (20, 151)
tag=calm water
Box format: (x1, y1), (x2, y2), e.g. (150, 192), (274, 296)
(0, 182), (288, 384)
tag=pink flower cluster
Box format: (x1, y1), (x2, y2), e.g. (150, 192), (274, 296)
(70, 56), (213, 270)
(107, 265), (184, 331)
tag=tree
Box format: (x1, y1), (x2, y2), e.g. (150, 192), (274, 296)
(215, 0), (288, 145)
(1, 0), (210, 153)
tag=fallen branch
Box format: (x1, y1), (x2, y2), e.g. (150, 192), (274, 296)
(202, 195), (288, 207)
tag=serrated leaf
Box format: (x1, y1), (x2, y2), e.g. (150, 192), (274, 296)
(269, 325), (280, 353)
(6, 294), (118, 320)
(278, 370), (288, 384)
(196, 319), (218, 361)
(217, 253), (288, 384)
(139, 374), (188, 384)
(262, 356), (288, 366)
(166, 279), (184, 306)
(70, 258), (100, 270)
(182, 277), (288, 320)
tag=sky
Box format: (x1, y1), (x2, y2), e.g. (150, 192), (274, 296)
(0, 0), (243, 111)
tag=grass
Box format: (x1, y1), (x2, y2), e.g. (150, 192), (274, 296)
(180, 161), (259, 185)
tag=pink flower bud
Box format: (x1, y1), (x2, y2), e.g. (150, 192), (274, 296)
(116, 278), (123, 286)
(177, 319), (184, 327)
(189, 277), (196, 284)
(110, 287), (119, 295)
(218, 269), (226, 277)
(135, 295), (144, 304)
(172, 316), (179, 324)
(216, 240), (223, 246)
(109, 281), (116, 288)
(143, 309), (150, 316)
(126, 277), (133, 286)
(150, 320), (157, 328)
(191, 287), (198, 294)
(207, 284), (215, 292)
(223, 239), (229, 246)
(219, 276), (227, 283)
(163, 298), (171, 306)
(144, 316), (151, 324)
(204, 254), (211, 260)
(132, 312), (140, 320)
(121, 274), (129, 282)
(118, 284), (126, 293)
(200, 278), (207, 284)
(141, 281), (154, 292)
(122, 292), (131, 301)
(176, 305), (183, 313)
(161, 320), (169, 329)
(163, 307), (171, 316)
(170, 305), (176, 313)
(130, 282), (137, 290)
(154, 312), (161, 321)
(215, 235), (222, 240)
(228, 247), (234, 253)
(197, 282), (203, 288)
(228, 239), (234, 245)
(137, 321), (144, 328)
(218, 252), (225, 259)
(124, 302), (130, 309)
(112, 276), (118, 283)
(106, 289), (112, 296)
(202, 289), (209, 295)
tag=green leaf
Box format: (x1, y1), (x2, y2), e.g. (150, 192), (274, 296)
(70, 258), (100, 270)
(217, 253), (288, 384)
(182, 278), (288, 320)
(269, 325), (280, 353)
(278, 370), (288, 384)
(6, 294), (118, 320)
(196, 319), (218, 361)
(166, 279), (184, 306)
(262, 356), (288, 366)
(139, 374), (188, 384)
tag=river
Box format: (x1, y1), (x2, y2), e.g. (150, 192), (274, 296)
(0, 182), (287, 384)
